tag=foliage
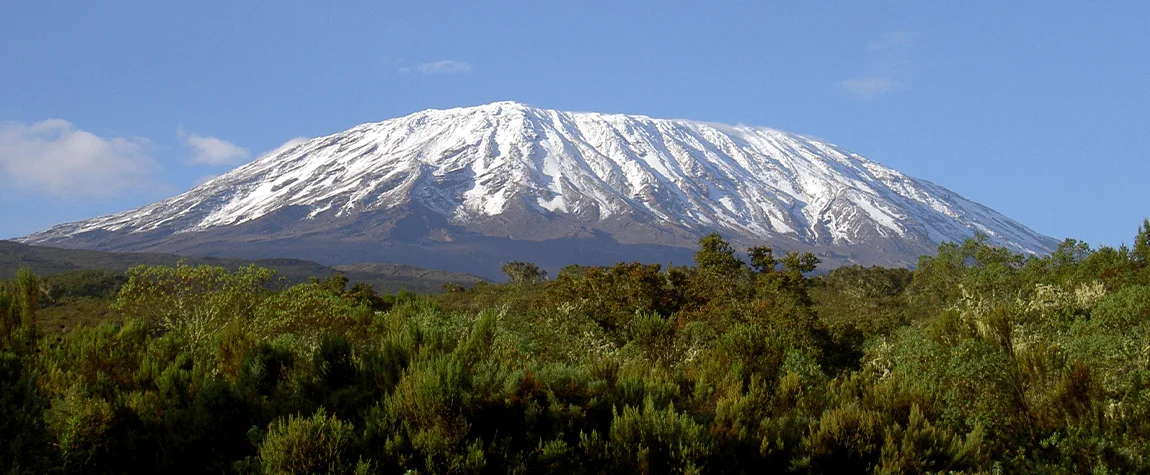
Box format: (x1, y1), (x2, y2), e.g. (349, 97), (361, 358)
(259, 408), (365, 474)
(1, 221), (1149, 472)
(503, 261), (548, 284)
(694, 233), (744, 275)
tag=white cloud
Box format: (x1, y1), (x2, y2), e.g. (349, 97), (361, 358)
(400, 60), (473, 75)
(869, 31), (916, 51)
(841, 31), (917, 101)
(250, 136), (311, 160)
(0, 119), (160, 198)
(180, 130), (250, 165)
(187, 137), (309, 188)
(194, 175), (219, 186)
(274, 136), (310, 152)
(840, 77), (895, 100)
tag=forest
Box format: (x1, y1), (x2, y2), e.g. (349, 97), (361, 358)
(2, 221), (1150, 474)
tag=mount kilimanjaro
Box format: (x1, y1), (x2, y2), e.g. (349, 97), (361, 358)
(18, 102), (1058, 278)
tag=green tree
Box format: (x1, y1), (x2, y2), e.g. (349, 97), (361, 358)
(1133, 218), (1150, 269)
(1, 268), (41, 351)
(502, 261), (547, 284)
(694, 233), (744, 274)
(115, 262), (275, 353)
(0, 351), (47, 472)
(16, 267), (40, 341)
(780, 250), (820, 276)
(748, 245), (777, 273)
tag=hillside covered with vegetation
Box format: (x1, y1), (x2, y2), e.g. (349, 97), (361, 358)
(0, 240), (485, 295)
(3, 222), (1150, 473)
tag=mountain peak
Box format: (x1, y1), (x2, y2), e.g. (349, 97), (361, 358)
(431, 100), (537, 117)
(19, 104), (1057, 277)
(478, 100), (534, 109)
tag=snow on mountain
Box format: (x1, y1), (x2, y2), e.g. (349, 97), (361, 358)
(19, 101), (1057, 275)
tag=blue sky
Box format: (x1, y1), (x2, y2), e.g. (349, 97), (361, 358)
(1, 2), (1148, 248)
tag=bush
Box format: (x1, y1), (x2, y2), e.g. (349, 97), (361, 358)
(0, 351), (46, 472)
(877, 405), (984, 474)
(599, 396), (712, 474)
(259, 408), (362, 474)
(798, 403), (884, 472)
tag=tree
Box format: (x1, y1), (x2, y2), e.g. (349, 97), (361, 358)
(748, 246), (778, 274)
(115, 262), (275, 353)
(694, 233), (744, 274)
(502, 261), (547, 284)
(1133, 218), (1150, 268)
(545, 262), (685, 331)
(16, 267), (39, 341)
(781, 250), (820, 276)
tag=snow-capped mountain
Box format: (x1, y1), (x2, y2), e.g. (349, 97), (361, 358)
(19, 101), (1058, 277)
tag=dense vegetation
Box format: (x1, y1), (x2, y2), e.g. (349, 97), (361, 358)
(3, 222), (1150, 473)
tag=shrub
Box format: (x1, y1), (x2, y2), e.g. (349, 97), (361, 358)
(798, 403), (884, 473)
(259, 408), (362, 474)
(877, 405), (984, 474)
(602, 396), (712, 474)
(44, 386), (116, 471)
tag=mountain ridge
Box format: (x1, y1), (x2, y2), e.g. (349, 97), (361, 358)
(18, 101), (1058, 277)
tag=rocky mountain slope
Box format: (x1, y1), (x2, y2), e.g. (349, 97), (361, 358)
(19, 102), (1058, 277)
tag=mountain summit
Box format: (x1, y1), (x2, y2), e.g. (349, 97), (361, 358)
(20, 102), (1057, 277)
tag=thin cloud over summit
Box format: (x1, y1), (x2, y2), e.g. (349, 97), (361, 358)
(399, 60), (473, 75)
(840, 31), (917, 100)
(180, 130), (251, 166)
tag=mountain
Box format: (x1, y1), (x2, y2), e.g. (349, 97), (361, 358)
(0, 241), (485, 294)
(18, 101), (1058, 278)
